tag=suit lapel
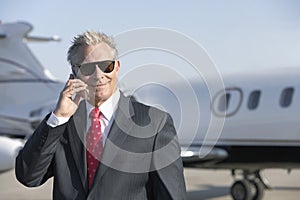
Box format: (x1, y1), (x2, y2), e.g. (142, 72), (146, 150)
(67, 101), (88, 193)
(90, 93), (135, 189)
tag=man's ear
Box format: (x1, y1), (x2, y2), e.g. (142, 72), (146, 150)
(115, 60), (121, 72)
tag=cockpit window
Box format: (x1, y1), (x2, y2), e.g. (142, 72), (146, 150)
(212, 87), (243, 117)
(218, 93), (231, 112)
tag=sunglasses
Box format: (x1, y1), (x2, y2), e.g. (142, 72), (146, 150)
(78, 60), (115, 76)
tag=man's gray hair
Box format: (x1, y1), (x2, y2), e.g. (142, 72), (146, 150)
(67, 31), (118, 67)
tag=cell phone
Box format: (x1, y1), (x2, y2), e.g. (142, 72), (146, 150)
(72, 69), (77, 78)
(69, 71), (90, 100)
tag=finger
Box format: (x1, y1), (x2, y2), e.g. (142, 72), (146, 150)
(67, 79), (87, 87)
(63, 84), (87, 99)
(70, 79), (87, 86)
(70, 82), (87, 92)
(73, 85), (88, 93)
(61, 85), (75, 98)
(71, 83), (84, 89)
(64, 79), (84, 91)
(64, 75), (75, 87)
(61, 79), (87, 99)
(73, 94), (82, 106)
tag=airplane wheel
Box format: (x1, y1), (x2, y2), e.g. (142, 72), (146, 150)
(230, 180), (255, 200)
(250, 179), (265, 200)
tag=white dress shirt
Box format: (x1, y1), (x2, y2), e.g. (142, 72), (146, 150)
(47, 89), (120, 146)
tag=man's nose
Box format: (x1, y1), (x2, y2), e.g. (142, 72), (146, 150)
(94, 65), (104, 78)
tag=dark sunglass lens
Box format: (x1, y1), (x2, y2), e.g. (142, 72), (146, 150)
(104, 62), (115, 73)
(80, 63), (95, 75)
(99, 61), (114, 73)
(80, 61), (114, 75)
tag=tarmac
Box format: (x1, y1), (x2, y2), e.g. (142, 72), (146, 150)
(0, 168), (299, 199)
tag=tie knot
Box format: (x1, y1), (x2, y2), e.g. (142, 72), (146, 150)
(89, 107), (100, 119)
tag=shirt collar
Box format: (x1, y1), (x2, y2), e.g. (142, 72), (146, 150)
(86, 89), (120, 121)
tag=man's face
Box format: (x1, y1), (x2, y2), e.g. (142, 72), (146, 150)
(76, 43), (120, 106)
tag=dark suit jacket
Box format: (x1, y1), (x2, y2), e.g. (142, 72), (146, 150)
(15, 92), (187, 200)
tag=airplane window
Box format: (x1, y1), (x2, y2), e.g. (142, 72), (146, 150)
(248, 90), (261, 110)
(218, 93), (231, 112)
(212, 87), (243, 117)
(280, 87), (294, 108)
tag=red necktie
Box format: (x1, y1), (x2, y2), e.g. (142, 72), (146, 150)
(86, 107), (103, 189)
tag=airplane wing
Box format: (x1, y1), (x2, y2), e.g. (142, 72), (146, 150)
(181, 146), (228, 165)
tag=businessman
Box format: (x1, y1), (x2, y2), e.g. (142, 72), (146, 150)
(15, 31), (187, 199)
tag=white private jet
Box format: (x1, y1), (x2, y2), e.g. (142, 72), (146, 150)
(0, 21), (299, 200)
(126, 65), (300, 200)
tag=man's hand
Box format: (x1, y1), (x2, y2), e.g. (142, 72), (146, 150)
(53, 74), (88, 118)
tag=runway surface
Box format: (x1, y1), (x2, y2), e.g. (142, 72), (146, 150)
(0, 168), (299, 199)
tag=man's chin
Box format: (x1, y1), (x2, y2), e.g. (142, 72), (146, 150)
(95, 93), (110, 103)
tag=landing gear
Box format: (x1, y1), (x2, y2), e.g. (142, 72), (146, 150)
(231, 180), (255, 200)
(250, 179), (265, 200)
(230, 170), (270, 200)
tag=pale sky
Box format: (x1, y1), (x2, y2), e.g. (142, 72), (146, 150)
(1, 0), (300, 80)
